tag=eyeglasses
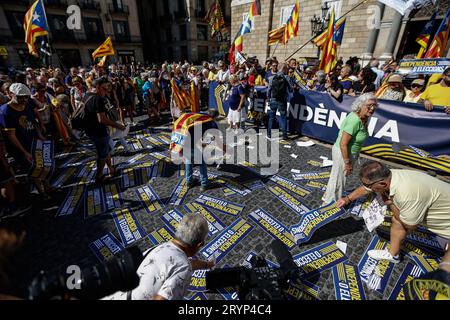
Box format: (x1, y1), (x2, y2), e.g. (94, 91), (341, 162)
(411, 84), (422, 88)
(365, 103), (378, 110)
(361, 178), (384, 191)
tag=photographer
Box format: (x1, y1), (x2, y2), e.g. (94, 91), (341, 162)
(104, 213), (213, 300)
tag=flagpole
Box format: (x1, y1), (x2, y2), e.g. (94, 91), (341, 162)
(285, 0), (369, 61)
(271, 41), (280, 57)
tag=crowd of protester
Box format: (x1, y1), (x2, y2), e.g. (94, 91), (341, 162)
(0, 56), (449, 221)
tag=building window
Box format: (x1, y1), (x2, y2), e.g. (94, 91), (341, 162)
(113, 0), (124, 10)
(196, 0), (206, 17)
(5, 11), (25, 38)
(242, 13), (255, 30)
(113, 20), (130, 42)
(280, 5), (295, 26)
(49, 15), (74, 40)
(83, 18), (104, 42)
(197, 25), (208, 41)
(198, 45), (208, 62)
(179, 25), (187, 41)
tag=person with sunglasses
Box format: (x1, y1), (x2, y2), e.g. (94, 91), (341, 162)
(419, 67), (450, 113)
(336, 161), (450, 273)
(322, 93), (378, 204)
(403, 78), (424, 103)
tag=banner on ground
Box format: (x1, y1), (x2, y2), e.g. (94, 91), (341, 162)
(209, 84), (450, 172)
(248, 208), (296, 250)
(199, 218), (253, 263)
(136, 185), (164, 215)
(148, 226), (175, 246)
(167, 178), (190, 205)
(332, 262), (366, 300)
(111, 208), (146, 247)
(194, 194), (245, 216)
(30, 139), (55, 179)
(160, 209), (184, 233)
(290, 202), (346, 244)
(269, 175), (311, 198)
(184, 202), (226, 237)
(358, 235), (396, 295)
(89, 232), (124, 262)
(266, 185), (310, 216)
(388, 262), (424, 300)
(56, 186), (84, 217)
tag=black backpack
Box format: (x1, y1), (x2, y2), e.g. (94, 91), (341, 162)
(69, 94), (95, 131)
(271, 75), (288, 101)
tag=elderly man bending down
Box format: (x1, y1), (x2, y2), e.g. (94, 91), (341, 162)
(337, 161), (450, 274)
(104, 213), (214, 300)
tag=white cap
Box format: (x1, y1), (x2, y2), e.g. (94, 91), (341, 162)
(9, 83), (31, 96)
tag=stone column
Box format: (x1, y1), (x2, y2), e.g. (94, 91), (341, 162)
(362, 2), (385, 64)
(380, 10), (403, 60)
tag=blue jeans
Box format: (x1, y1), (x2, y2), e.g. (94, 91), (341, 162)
(185, 151), (208, 187)
(268, 99), (287, 138)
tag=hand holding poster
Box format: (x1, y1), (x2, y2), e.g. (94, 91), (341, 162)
(361, 195), (387, 232)
(30, 139), (55, 180)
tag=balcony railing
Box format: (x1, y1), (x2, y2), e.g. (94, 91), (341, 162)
(108, 4), (129, 15)
(77, 0), (101, 11)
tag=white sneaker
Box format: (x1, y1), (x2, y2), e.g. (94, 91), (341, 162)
(368, 249), (400, 263)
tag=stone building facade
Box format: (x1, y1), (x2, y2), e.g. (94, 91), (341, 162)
(0, 0), (144, 70)
(137, 0), (232, 63)
(230, 0), (450, 65)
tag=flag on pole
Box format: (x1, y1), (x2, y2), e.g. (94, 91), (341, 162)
(333, 18), (346, 46)
(92, 36), (115, 61)
(205, 0), (225, 38)
(24, 0), (49, 57)
(319, 9), (337, 73)
(424, 8), (450, 58)
(98, 56), (107, 67)
(283, 0), (300, 45)
(416, 10), (438, 58)
(313, 17), (346, 48)
(268, 25), (285, 46)
(229, 0), (261, 64)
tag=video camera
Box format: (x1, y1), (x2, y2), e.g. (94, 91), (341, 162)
(28, 246), (143, 300)
(206, 240), (303, 300)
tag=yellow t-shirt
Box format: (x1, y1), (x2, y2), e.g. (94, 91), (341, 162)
(389, 169), (450, 238)
(208, 70), (218, 81)
(420, 83), (450, 107)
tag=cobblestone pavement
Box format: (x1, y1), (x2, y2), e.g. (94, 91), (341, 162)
(2, 115), (447, 300)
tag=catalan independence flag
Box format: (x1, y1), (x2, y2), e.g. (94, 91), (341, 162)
(92, 36), (115, 61)
(319, 9), (337, 73)
(283, 0), (300, 45)
(313, 17), (346, 48)
(24, 0), (49, 57)
(424, 8), (450, 58)
(268, 25), (285, 46)
(416, 11), (438, 58)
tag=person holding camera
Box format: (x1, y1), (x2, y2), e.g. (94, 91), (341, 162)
(104, 213), (214, 300)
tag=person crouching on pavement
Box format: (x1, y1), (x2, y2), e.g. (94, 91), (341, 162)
(103, 213), (214, 300)
(336, 161), (450, 274)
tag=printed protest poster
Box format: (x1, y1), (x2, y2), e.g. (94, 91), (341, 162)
(292, 171), (330, 181)
(358, 235), (396, 294)
(199, 218), (253, 263)
(148, 226), (175, 246)
(194, 194), (245, 216)
(84, 187), (105, 219)
(184, 202), (226, 237)
(188, 268), (208, 292)
(89, 232), (124, 262)
(361, 195), (386, 232)
(223, 179), (252, 197)
(103, 183), (122, 212)
(167, 179), (189, 206)
(332, 262), (366, 300)
(160, 209), (184, 233)
(111, 208), (146, 247)
(136, 185), (164, 215)
(267, 185), (310, 216)
(56, 186), (85, 217)
(245, 180), (265, 191)
(29, 139), (55, 180)
(388, 262), (424, 300)
(186, 292), (208, 300)
(290, 202), (345, 244)
(305, 180), (327, 191)
(248, 208), (296, 250)
(293, 241), (348, 278)
(270, 175), (311, 198)
(51, 167), (78, 188)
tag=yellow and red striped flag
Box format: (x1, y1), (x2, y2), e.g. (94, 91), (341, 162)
(424, 8), (450, 58)
(319, 9), (337, 73)
(92, 36), (115, 61)
(268, 25), (285, 46)
(283, 0), (300, 45)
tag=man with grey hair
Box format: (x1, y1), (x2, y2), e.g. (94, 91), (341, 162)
(104, 213), (213, 300)
(337, 161), (450, 274)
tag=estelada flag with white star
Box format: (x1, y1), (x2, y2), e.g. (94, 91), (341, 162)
(92, 36), (115, 61)
(24, 0), (49, 56)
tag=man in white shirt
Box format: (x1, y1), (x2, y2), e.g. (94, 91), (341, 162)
(370, 58), (385, 89)
(103, 213), (213, 300)
(215, 61), (230, 84)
